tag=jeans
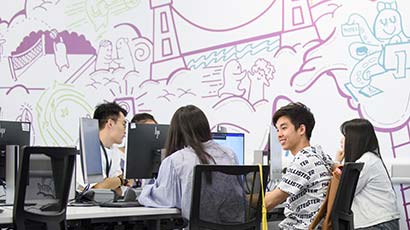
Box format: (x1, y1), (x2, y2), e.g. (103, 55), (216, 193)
(356, 219), (399, 230)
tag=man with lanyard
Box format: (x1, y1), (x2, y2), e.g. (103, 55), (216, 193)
(91, 102), (128, 195)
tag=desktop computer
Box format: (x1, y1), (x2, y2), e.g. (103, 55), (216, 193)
(0, 120), (31, 205)
(124, 123), (169, 179)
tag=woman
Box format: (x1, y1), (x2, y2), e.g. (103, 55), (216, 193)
(138, 105), (238, 220)
(336, 118), (400, 229)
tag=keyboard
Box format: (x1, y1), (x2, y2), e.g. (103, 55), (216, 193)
(99, 200), (142, 207)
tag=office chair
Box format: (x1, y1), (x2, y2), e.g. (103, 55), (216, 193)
(13, 146), (77, 230)
(331, 162), (364, 230)
(310, 162), (364, 230)
(190, 165), (269, 230)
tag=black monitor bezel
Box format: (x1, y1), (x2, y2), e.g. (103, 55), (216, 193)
(124, 123), (169, 179)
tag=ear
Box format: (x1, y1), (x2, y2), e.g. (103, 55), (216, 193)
(106, 119), (114, 129)
(298, 124), (306, 136)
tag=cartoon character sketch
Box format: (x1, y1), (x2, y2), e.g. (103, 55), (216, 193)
(113, 37), (135, 71)
(247, 58), (275, 104)
(95, 39), (113, 70)
(0, 39), (5, 62)
(50, 29), (69, 72)
(217, 59), (248, 97)
(344, 1), (410, 98)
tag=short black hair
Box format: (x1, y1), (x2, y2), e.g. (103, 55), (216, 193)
(131, 113), (157, 124)
(93, 102), (128, 130)
(272, 102), (315, 140)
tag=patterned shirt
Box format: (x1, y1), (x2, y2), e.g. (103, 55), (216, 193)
(278, 145), (333, 230)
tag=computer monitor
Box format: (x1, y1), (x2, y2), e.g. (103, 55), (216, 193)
(0, 120), (30, 147)
(0, 120), (31, 203)
(269, 126), (283, 182)
(211, 132), (244, 165)
(79, 118), (103, 185)
(124, 123), (169, 179)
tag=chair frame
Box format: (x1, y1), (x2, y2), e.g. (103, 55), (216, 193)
(13, 146), (77, 230)
(190, 165), (269, 230)
(331, 162), (364, 230)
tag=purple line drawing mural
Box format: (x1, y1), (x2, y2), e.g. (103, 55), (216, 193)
(0, 39), (5, 62)
(150, 0), (187, 81)
(50, 29), (70, 72)
(95, 39), (113, 71)
(2, 0), (410, 228)
(217, 59), (248, 98)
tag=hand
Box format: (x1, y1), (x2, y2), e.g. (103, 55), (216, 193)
(335, 149), (345, 163)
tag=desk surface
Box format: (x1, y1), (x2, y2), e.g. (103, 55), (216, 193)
(0, 206), (180, 225)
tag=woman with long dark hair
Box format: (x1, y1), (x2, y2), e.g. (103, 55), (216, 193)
(337, 118), (400, 229)
(138, 105), (238, 220)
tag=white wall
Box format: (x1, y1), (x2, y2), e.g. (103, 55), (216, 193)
(0, 0), (409, 228)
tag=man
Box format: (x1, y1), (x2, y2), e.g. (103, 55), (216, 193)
(131, 112), (157, 124)
(90, 102), (128, 193)
(265, 102), (333, 229)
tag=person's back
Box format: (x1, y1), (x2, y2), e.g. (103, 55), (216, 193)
(138, 105), (239, 220)
(161, 141), (237, 219)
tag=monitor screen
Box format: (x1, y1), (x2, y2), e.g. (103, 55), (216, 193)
(124, 123), (169, 179)
(79, 118), (103, 185)
(212, 132), (244, 165)
(269, 126), (283, 182)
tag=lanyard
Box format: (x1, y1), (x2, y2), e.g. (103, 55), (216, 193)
(100, 141), (112, 178)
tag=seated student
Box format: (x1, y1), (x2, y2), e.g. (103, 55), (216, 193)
(138, 105), (238, 220)
(131, 112), (157, 124)
(336, 118), (400, 229)
(264, 102), (334, 229)
(77, 102), (128, 195)
(118, 113), (157, 160)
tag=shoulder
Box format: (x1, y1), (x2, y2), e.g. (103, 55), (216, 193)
(356, 152), (379, 163)
(356, 152), (381, 170)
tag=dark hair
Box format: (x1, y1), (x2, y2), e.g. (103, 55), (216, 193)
(272, 102), (315, 140)
(131, 113), (157, 124)
(341, 118), (380, 162)
(165, 105), (214, 164)
(93, 102), (128, 130)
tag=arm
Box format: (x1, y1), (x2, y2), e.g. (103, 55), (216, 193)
(92, 174), (123, 195)
(265, 188), (289, 210)
(138, 158), (181, 208)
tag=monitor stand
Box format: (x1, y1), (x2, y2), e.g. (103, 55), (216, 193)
(5, 145), (19, 205)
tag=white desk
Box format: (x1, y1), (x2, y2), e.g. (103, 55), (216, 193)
(0, 206), (181, 228)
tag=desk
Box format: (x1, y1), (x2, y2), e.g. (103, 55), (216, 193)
(0, 206), (181, 229)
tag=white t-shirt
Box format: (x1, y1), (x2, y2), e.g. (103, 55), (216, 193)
(352, 152), (400, 228)
(76, 145), (123, 189)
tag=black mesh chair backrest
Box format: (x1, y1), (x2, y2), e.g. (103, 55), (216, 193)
(331, 162), (364, 230)
(13, 146), (77, 230)
(190, 165), (269, 230)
